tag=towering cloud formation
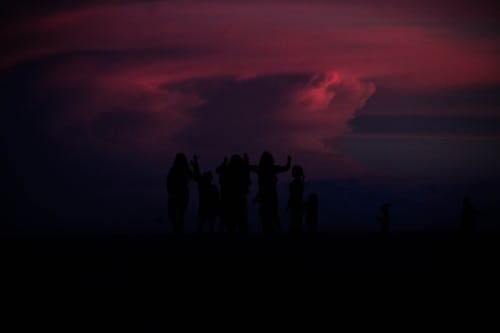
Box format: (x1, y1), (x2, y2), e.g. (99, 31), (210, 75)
(290, 72), (376, 152)
(2, 1), (499, 233)
(2, 0), (499, 176)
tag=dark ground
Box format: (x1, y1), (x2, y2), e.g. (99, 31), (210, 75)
(2, 232), (499, 328)
(3, 232), (499, 285)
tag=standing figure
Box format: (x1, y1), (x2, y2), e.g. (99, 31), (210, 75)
(167, 153), (192, 233)
(249, 152), (291, 233)
(377, 203), (390, 235)
(216, 157), (230, 232)
(304, 193), (318, 233)
(461, 195), (479, 234)
(216, 154), (251, 232)
(228, 154), (251, 233)
(287, 165), (305, 233)
(191, 155), (219, 233)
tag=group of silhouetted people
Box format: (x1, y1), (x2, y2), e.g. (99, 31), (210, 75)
(166, 152), (318, 233)
(167, 152), (480, 235)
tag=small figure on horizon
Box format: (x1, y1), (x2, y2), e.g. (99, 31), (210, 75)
(287, 165), (305, 233)
(167, 153), (193, 234)
(460, 195), (479, 234)
(191, 155), (220, 233)
(304, 193), (318, 233)
(377, 203), (390, 235)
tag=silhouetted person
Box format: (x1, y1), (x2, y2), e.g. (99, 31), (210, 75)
(191, 155), (219, 233)
(228, 154), (251, 232)
(287, 165), (304, 233)
(250, 152), (291, 233)
(167, 153), (192, 233)
(304, 193), (318, 233)
(377, 203), (390, 235)
(460, 195), (479, 234)
(216, 157), (231, 232)
(216, 154), (251, 232)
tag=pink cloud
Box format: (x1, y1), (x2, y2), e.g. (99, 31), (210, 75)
(2, 0), (498, 169)
(3, 1), (498, 88)
(284, 71), (376, 153)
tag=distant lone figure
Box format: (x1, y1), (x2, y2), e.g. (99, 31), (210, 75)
(287, 165), (305, 233)
(167, 153), (192, 233)
(460, 195), (479, 234)
(304, 193), (318, 233)
(191, 155), (219, 233)
(250, 152), (291, 233)
(377, 203), (390, 235)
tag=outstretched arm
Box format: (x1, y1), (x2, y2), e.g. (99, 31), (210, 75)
(275, 155), (292, 173)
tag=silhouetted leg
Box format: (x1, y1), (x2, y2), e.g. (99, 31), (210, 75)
(177, 211), (185, 233)
(169, 204), (180, 234)
(273, 209), (281, 232)
(289, 214), (295, 233)
(290, 214), (302, 233)
(218, 213), (227, 233)
(198, 215), (204, 233)
(168, 200), (176, 231)
(261, 214), (272, 233)
(173, 218), (182, 234)
(208, 217), (215, 233)
(238, 219), (248, 233)
(236, 198), (248, 233)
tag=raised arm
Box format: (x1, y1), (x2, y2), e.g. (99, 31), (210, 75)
(275, 155), (292, 173)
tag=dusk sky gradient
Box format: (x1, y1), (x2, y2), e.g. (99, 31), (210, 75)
(2, 0), (499, 233)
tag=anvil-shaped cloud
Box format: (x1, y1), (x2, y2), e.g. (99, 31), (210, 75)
(2, 0), (499, 177)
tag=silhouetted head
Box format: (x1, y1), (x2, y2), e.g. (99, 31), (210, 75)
(172, 153), (189, 170)
(308, 192), (318, 204)
(202, 171), (213, 184)
(259, 151), (274, 169)
(463, 195), (471, 205)
(229, 154), (242, 166)
(292, 165), (304, 180)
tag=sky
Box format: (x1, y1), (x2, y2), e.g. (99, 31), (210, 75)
(2, 0), (499, 234)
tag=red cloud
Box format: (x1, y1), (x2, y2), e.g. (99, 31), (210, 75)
(3, 1), (498, 88)
(2, 0), (498, 175)
(284, 71), (376, 153)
